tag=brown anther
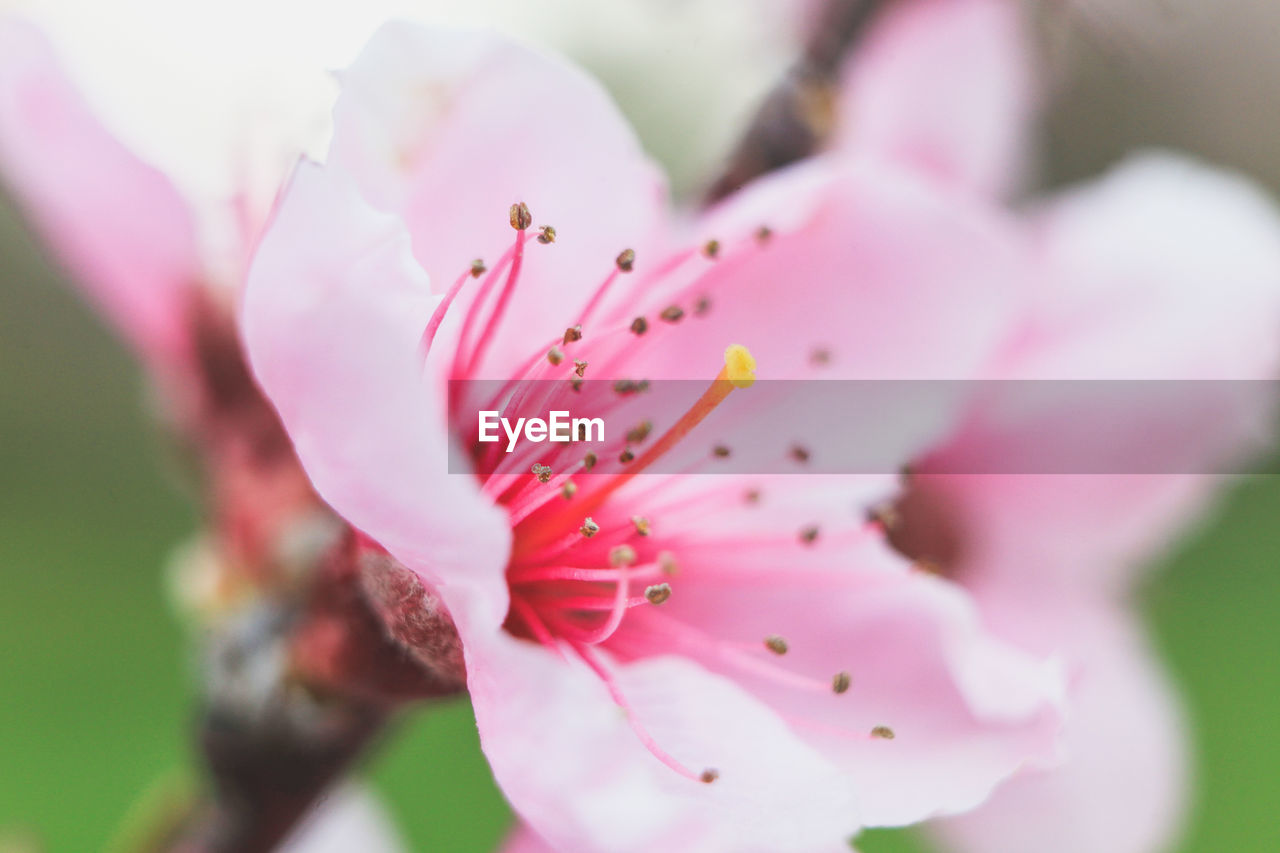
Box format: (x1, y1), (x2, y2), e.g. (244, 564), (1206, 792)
(631, 516), (651, 537)
(563, 325), (583, 344)
(810, 347), (831, 366)
(644, 583), (672, 605)
(537, 225), (557, 244)
(694, 295), (712, 316)
(755, 225), (773, 244)
(610, 545), (638, 567)
(616, 248), (636, 272)
(547, 347), (564, 366)
(700, 769), (719, 784)
(531, 463), (553, 484)
(832, 671), (852, 694)
(510, 201), (532, 231)
(573, 359), (589, 378)
(744, 489), (761, 504)
(658, 551), (679, 576)
(712, 444), (731, 458)
(799, 525), (820, 545)
(866, 503), (900, 531)
(629, 316), (648, 335)
(764, 635), (789, 655)
(619, 448), (636, 464)
(583, 452), (598, 471)
(703, 239), (721, 259)
(561, 481), (578, 499)
(571, 378), (584, 392)
(580, 517), (600, 537)
(470, 258), (487, 278)
(575, 421), (588, 442)
(790, 444), (812, 464)
(870, 726), (895, 740)
(659, 305), (685, 323)
(626, 420), (653, 444)
(614, 379), (650, 396)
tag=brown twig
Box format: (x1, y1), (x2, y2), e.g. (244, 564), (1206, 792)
(705, 0), (892, 202)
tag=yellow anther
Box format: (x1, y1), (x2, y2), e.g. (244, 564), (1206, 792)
(723, 344), (757, 389)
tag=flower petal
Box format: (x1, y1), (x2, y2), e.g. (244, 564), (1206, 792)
(242, 160), (510, 616)
(613, 485), (1065, 828)
(328, 22), (667, 377)
(911, 154), (1280, 595)
(0, 17), (201, 365)
(934, 601), (1189, 853)
(623, 159), (1024, 382)
(442, 579), (863, 853)
(836, 0), (1037, 197)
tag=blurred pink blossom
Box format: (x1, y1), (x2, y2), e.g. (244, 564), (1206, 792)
(833, 2), (1280, 852)
(242, 21), (1069, 853)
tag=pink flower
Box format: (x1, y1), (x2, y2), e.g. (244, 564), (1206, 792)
(829, 2), (1280, 852)
(243, 22), (1067, 853)
(0, 18), (318, 569)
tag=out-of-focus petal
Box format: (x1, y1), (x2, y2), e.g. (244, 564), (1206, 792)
(328, 22), (667, 378)
(836, 0), (1036, 197)
(281, 783), (408, 853)
(934, 600), (1188, 853)
(912, 154), (1280, 595)
(242, 161), (510, 620)
(0, 17), (200, 365)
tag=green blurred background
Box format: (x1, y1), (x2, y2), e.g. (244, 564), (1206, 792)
(4, 3), (1280, 851)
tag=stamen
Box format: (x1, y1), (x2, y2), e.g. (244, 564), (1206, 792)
(631, 516), (651, 536)
(614, 379), (650, 395)
(580, 517), (600, 537)
(659, 305), (685, 323)
(573, 643), (704, 781)
(630, 317), (648, 335)
(532, 464), (553, 484)
(583, 453), (598, 471)
(800, 525), (820, 545)
(712, 444), (731, 459)
(626, 421), (653, 444)
(563, 325), (583, 344)
(744, 489), (761, 504)
(561, 481), (578, 499)
(694, 296), (712, 316)
(644, 583), (672, 605)
(764, 635), (789, 655)
(517, 346), (758, 554)
(810, 346), (832, 366)
(619, 448), (636, 464)
(573, 359), (588, 378)
(832, 672), (852, 694)
(471, 259), (487, 277)
(420, 265), (476, 359)
(871, 726), (895, 740)
(755, 225), (773, 244)
(700, 769), (719, 784)
(547, 347), (564, 366)
(610, 545), (638, 567)
(510, 202), (532, 230)
(537, 225), (557, 244)
(616, 248), (636, 272)
(790, 444), (812, 464)
(659, 552), (679, 576)
(703, 239), (721, 259)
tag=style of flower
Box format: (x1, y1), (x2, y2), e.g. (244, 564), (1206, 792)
(242, 21), (1068, 852)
